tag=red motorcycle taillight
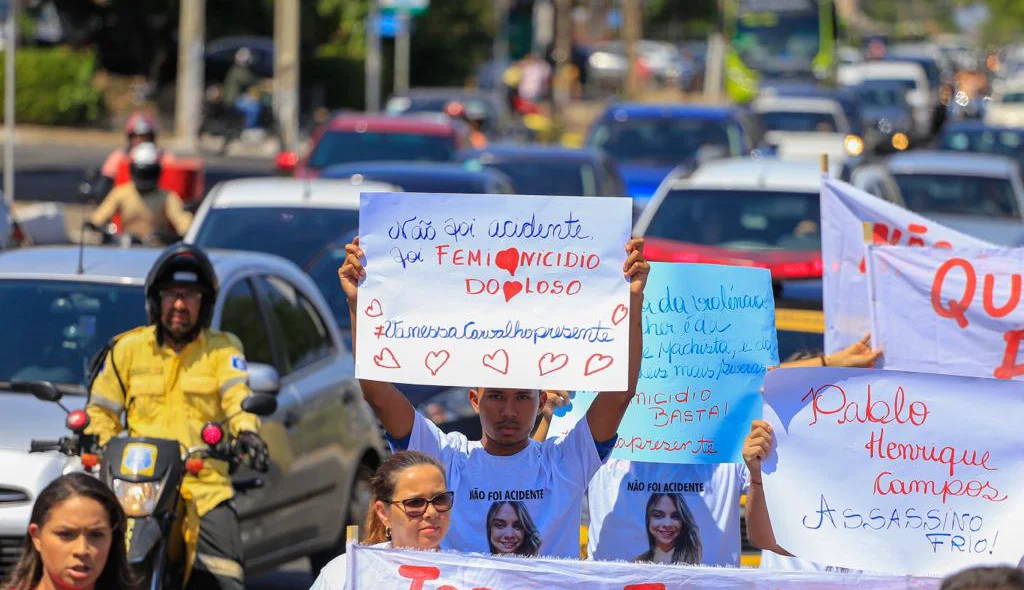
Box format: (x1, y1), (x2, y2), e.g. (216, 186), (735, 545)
(81, 453), (100, 470)
(201, 423), (224, 446)
(66, 410), (90, 433)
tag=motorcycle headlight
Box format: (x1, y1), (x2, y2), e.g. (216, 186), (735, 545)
(112, 480), (162, 517)
(844, 134), (865, 157)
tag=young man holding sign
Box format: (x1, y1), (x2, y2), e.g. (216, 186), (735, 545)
(338, 236), (650, 558)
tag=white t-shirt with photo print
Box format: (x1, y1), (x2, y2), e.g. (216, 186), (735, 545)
(400, 411), (603, 558)
(587, 459), (749, 566)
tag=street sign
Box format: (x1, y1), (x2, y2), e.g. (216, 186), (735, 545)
(372, 13), (409, 39)
(380, 0), (428, 17)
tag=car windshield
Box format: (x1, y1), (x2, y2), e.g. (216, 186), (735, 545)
(759, 110), (839, 133)
(856, 86), (908, 107)
(305, 243), (351, 331)
(892, 173), (1020, 219)
(192, 207), (360, 266)
(645, 189), (821, 250)
(479, 160), (597, 196)
(1001, 92), (1024, 103)
(0, 280), (146, 387)
(308, 130), (455, 169)
(939, 128), (1024, 166)
(589, 118), (742, 164)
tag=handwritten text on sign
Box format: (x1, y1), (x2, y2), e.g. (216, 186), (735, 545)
(869, 246), (1024, 380)
(762, 368), (1024, 575)
(356, 192), (632, 389)
(344, 542), (941, 589)
(547, 263), (778, 463)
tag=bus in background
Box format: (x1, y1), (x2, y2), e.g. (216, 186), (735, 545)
(723, 0), (838, 103)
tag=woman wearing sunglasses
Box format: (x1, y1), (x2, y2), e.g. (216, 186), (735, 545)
(310, 450), (454, 589)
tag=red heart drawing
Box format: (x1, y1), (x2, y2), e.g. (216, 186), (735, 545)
(502, 281), (523, 302)
(495, 247), (520, 277)
(482, 349), (510, 375)
(373, 348), (401, 369)
(611, 303), (628, 326)
(538, 352), (569, 376)
(584, 354), (614, 376)
(424, 350), (451, 376)
(365, 299), (383, 318)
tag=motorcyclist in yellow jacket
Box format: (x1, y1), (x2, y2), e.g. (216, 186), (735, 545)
(86, 243), (269, 590)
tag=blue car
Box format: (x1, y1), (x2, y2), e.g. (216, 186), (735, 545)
(457, 144), (626, 198)
(320, 161), (517, 194)
(585, 103), (756, 205)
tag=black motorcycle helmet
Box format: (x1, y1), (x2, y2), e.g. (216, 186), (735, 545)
(130, 142), (162, 194)
(145, 243), (218, 343)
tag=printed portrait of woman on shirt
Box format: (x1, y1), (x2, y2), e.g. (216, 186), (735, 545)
(486, 501), (542, 556)
(633, 493), (702, 565)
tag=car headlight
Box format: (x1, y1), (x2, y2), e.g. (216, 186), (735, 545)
(844, 134), (865, 157)
(112, 480), (161, 517)
(892, 133), (910, 151)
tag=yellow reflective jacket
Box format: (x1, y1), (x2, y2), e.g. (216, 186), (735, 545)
(86, 325), (261, 517)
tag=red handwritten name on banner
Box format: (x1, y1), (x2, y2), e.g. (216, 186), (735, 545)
(929, 257), (1024, 378)
(802, 383), (930, 427)
(858, 222), (952, 273)
(395, 565), (667, 590)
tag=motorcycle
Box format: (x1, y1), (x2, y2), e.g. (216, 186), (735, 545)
(22, 380), (277, 590)
(198, 86), (283, 156)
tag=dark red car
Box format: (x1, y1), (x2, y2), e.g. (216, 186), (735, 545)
(276, 114), (467, 177)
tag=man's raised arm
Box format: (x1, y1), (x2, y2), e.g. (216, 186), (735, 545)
(586, 238), (649, 442)
(339, 237), (415, 439)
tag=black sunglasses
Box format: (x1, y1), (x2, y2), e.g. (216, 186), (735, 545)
(389, 491), (455, 516)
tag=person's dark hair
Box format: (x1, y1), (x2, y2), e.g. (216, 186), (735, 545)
(486, 500), (542, 556)
(4, 473), (134, 590)
(941, 565), (1024, 590)
(634, 493), (702, 565)
(363, 451), (446, 545)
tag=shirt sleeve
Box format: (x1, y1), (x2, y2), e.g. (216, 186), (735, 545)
(100, 150), (125, 178)
(163, 190), (193, 235)
(406, 411), (470, 468)
(552, 413), (604, 491)
(308, 554), (347, 590)
(88, 185), (125, 226)
(215, 333), (260, 436)
(85, 344), (128, 446)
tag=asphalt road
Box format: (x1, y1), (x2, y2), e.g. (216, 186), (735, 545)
(5, 143), (274, 203)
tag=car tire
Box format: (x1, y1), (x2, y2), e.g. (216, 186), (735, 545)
(308, 464), (374, 576)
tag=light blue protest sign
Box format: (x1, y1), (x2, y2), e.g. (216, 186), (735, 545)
(548, 262), (778, 463)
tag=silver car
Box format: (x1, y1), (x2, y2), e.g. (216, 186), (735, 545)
(0, 246), (385, 577)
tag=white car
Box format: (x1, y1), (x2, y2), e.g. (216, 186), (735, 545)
(184, 177), (398, 329)
(839, 61), (934, 139)
(751, 96), (864, 165)
(851, 151), (1024, 246)
(985, 79), (1024, 128)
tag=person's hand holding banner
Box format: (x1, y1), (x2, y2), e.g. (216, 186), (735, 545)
(761, 367), (1024, 575)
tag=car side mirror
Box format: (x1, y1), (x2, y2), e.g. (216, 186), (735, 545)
(241, 392), (278, 416)
(247, 363), (281, 395)
(13, 380), (63, 403)
(275, 151), (298, 174)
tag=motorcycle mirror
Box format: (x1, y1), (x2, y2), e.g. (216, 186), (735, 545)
(12, 380), (63, 404)
(240, 393), (277, 417)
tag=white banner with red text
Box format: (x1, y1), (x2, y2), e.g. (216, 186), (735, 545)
(343, 542), (942, 589)
(762, 367), (1024, 576)
(820, 178), (990, 354)
(867, 245), (1024, 379)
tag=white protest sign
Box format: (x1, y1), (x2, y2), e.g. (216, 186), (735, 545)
(344, 542), (942, 589)
(762, 367), (1024, 576)
(820, 178), (990, 353)
(356, 192), (632, 389)
(868, 245), (1024, 379)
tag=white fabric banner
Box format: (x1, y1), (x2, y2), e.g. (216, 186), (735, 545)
(762, 367), (1024, 576)
(356, 192), (632, 390)
(820, 178), (990, 353)
(868, 245), (1024, 379)
(344, 543), (941, 589)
